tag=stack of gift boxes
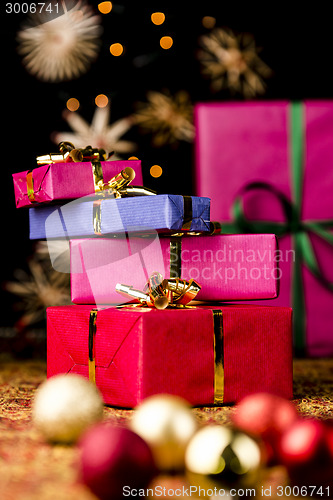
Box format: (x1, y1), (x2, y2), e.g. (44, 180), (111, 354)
(13, 141), (293, 408)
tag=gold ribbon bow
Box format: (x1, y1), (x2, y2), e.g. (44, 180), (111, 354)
(30, 143), (155, 205)
(92, 167), (156, 235)
(115, 272), (201, 309)
(93, 165), (156, 198)
(36, 142), (155, 196)
(36, 142), (109, 165)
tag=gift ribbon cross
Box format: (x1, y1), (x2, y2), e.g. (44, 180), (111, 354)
(223, 102), (333, 355)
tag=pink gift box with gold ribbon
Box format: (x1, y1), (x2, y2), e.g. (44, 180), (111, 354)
(69, 234), (279, 304)
(13, 159), (143, 208)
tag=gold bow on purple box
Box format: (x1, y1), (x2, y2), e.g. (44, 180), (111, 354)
(115, 272), (201, 309)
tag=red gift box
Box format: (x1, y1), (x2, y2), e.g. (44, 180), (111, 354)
(47, 304), (293, 407)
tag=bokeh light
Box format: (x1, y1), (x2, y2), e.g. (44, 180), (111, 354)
(150, 165), (163, 178)
(160, 36), (173, 49)
(110, 43), (124, 56)
(98, 2), (112, 14)
(66, 97), (80, 112)
(202, 16), (216, 29)
(95, 94), (109, 108)
(128, 156), (139, 160)
(151, 12), (165, 25)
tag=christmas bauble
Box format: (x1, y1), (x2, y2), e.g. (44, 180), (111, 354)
(185, 425), (262, 494)
(232, 392), (298, 463)
(130, 394), (198, 472)
(79, 424), (157, 499)
(32, 374), (104, 444)
(279, 418), (333, 490)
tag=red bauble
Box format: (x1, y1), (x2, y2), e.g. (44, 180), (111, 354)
(79, 424), (158, 499)
(232, 392), (298, 464)
(279, 419), (333, 490)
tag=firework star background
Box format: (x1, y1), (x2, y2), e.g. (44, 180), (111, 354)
(1, 1), (333, 354)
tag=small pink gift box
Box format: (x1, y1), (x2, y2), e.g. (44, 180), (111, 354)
(13, 159), (143, 208)
(194, 101), (333, 356)
(70, 234), (279, 304)
(47, 304), (293, 407)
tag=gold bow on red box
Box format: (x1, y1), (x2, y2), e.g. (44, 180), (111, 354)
(115, 272), (201, 309)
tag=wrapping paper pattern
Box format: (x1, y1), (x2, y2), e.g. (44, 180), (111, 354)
(13, 160), (143, 208)
(47, 304), (293, 407)
(194, 101), (333, 356)
(70, 234), (279, 304)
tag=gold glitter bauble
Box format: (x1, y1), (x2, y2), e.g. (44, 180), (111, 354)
(130, 394), (198, 472)
(32, 374), (104, 444)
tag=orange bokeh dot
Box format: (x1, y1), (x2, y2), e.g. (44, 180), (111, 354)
(98, 2), (112, 14)
(128, 156), (139, 160)
(151, 12), (165, 25)
(110, 43), (124, 56)
(66, 97), (80, 112)
(150, 165), (163, 178)
(95, 94), (109, 108)
(202, 16), (216, 29)
(160, 36), (173, 49)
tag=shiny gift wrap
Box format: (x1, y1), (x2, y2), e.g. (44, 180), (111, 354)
(28, 195), (211, 239)
(70, 234), (279, 304)
(195, 101), (333, 356)
(46, 304), (293, 407)
(13, 159), (143, 208)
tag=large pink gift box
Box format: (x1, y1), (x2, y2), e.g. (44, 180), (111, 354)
(70, 234), (279, 304)
(13, 159), (142, 208)
(194, 101), (333, 356)
(47, 304), (293, 407)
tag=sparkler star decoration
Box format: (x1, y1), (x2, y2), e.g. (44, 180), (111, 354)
(134, 90), (195, 147)
(4, 251), (70, 327)
(198, 27), (273, 97)
(53, 103), (137, 158)
(17, 0), (102, 82)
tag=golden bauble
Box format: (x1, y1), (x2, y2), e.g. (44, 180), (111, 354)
(130, 394), (198, 472)
(185, 425), (262, 494)
(32, 374), (104, 444)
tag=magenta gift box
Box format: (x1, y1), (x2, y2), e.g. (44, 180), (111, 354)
(70, 234), (279, 304)
(47, 304), (293, 407)
(194, 101), (333, 356)
(13, 159), (143, 208)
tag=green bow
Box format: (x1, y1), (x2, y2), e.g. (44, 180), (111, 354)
(222, 102), (333, 355)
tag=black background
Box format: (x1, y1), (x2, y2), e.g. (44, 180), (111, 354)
(2, 1), (333, 334)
